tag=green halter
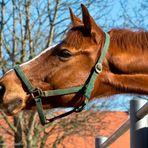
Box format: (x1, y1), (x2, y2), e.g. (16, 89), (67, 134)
(14, 32), (110, 125)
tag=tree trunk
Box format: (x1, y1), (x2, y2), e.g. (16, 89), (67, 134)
(14, 114), (23, 148)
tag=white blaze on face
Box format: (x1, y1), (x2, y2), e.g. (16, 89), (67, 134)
(21, 44), (57, 66)
(5, 44), (57, 75)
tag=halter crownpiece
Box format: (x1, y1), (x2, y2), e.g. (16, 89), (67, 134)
(14, 32), (110, 125)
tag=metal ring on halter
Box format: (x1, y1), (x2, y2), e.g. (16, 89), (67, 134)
(31, 88), (43, 99)
(95, 63), (102, 74)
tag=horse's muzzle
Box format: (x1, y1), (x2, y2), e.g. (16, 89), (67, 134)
(0, 83), (24, 115)
(3, 98), (23, 115)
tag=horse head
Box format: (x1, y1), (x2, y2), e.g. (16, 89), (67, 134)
(0, 5), (107, 116)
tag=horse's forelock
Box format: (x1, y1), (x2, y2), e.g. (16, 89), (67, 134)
(63, 26), (94, 50)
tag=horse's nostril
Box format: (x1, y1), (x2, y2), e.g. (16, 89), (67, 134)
(0, 85), (5, 93)
(17, 98), (23, 104)
(0, 85), (2, 91)
(0, 85), (5, 103)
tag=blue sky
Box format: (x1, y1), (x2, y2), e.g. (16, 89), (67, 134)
(0, 0), (148, 111)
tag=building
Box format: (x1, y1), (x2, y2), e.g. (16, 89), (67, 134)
(0, 111), (129, 148)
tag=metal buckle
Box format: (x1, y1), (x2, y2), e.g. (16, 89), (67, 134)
(95, 63), (102, 74)
(31, 88), (43, 99)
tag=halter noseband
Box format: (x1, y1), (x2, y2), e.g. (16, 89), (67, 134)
(14, 32), (110, 125)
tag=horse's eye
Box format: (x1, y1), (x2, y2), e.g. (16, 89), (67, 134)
(58, 49), (72, 59)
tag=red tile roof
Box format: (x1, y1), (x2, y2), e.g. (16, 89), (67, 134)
(0, 111), (129, 148)
(47, 111), (129, 148)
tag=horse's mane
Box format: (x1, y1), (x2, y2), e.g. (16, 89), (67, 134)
(109, 29), (148, 51)
(64, 26), (93, 50)
(64, 27), (148, 52)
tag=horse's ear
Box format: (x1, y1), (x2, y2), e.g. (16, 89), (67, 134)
(69, 7), (82, 27)
(81, 4), (103, 43)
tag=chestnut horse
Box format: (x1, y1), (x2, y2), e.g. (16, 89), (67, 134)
(0, 5), (148, 123)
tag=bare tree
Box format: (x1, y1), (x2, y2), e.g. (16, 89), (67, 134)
(0, 0), (5, 73)
(0, 0), (147, 147)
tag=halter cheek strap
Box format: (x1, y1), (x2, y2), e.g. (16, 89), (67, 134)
(14, 32), (110, 125)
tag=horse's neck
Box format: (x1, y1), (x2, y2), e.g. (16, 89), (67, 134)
(91, 32), (148, 99)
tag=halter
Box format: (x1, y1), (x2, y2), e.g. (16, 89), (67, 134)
(14, 32), (110, 125)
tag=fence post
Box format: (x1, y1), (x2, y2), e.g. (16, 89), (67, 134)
(95, 136), (107, 148)
(130, 99), (148, 148)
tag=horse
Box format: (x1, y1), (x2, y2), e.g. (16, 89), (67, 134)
(0, 4), (148, 124)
